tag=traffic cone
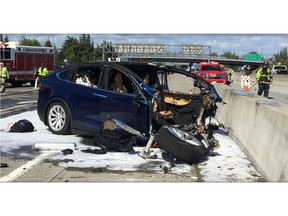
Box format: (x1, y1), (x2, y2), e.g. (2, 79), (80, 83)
(243, 86), (249, 92)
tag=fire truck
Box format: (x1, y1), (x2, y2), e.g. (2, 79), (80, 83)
(0, 41), (55, 87)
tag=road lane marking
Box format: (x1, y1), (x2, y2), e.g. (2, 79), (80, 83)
(0, 151), (56, 182)
(17, 101), (37, 104)
(0, 104), (33, 112)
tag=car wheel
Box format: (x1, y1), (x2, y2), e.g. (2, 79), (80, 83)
(155, 126), (209, 164)
(46, 102), (71, 135)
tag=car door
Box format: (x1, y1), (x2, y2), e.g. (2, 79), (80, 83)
(97, 66), (151, 137)
(68, 65), (105, 134)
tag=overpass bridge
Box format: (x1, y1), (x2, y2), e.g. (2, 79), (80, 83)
(118, 55), (263, 68)
(109, 43), (264, 69)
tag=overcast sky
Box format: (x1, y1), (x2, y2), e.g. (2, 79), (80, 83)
(2, 0), (288, 61)
(5, 33), (288, 58)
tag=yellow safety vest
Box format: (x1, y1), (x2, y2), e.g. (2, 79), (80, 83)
(256, 67), (272, 84)
(1, 66), (7, 78)
(38, 66), (48, 76)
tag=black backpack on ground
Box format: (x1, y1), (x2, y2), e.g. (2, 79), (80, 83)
(9, 119), (35, 133)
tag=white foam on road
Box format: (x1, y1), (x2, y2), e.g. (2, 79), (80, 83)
(0, 110), (264, 181)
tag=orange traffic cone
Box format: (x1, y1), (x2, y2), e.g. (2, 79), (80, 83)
(243, 86), (249, 92)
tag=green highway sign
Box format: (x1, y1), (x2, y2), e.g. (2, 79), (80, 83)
(245, 53), (262, 61)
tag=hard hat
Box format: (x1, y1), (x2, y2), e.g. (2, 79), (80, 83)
(263, 61), (269, 66)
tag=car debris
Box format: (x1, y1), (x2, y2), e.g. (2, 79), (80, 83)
(0, 163), (9, 168)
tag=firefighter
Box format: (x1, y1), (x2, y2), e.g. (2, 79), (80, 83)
(36, 63), (48, 85)
(0, 62), (8, 93)
(256, 61), (273, 98)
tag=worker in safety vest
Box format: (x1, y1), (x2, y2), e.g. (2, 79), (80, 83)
(226, 67), (234, 82)
(256, 61), (273, 98)
(36, 63), (48, 85)
(37, 63), (48, 77)
(0, 62), (8, 93)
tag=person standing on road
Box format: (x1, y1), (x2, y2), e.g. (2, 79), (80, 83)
(0, 62), (8, 93)
(244, 65), (252, 76)
(226, 67), (234, 82)
(36, 63), (49, 86)
(256, 61), (273, 98)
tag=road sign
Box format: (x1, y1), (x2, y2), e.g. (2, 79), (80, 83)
(245, 53), (262, 61)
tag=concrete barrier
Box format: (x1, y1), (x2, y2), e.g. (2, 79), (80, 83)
(214, 84), (288, 181)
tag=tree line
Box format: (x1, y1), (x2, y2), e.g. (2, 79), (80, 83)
(1, 34), (288, 66)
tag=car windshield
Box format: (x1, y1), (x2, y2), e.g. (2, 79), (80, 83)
(274, 66), (286, 70)
(201, 65), (222, 71)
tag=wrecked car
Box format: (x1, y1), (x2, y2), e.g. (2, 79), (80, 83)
(37, 62), (223, 164)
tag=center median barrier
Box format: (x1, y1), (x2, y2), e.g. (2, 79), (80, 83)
(214, 83), (288, 181)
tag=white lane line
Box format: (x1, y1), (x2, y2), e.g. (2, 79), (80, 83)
(0, 151), (56, 182)
(20, 88), (38, 93)
(0, 104), (33, 112)
(17, 101), (37, 104)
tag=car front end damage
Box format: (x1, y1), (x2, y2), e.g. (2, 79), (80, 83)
(93, 66), (225, 164)
(150, 86), (222, 164)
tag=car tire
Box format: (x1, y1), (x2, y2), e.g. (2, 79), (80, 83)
(46, 102), (71, 135)
(155, 126), (209, 164)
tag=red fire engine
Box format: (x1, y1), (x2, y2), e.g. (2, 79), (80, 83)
(0, 41), (55, 87)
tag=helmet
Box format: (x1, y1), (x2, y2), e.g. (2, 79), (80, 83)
(263, 61), (269, 66)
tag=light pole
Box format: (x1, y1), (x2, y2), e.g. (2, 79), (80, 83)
(208, 45), (212, 63)
(102, 40), (106, 61)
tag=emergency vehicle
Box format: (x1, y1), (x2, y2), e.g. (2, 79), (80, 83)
(0, 41), (55, 87)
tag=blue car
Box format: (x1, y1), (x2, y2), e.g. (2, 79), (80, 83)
(37, 62), (222, 142)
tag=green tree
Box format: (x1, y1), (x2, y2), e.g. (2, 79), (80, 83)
(57, 34), (95, 64)
(211, 52), (218, 57)
(43, 39), (53, 47)
(57, 36), (79, 64)
(3, 35), (9, 42)
(221, 51), (239, 59)
(274, 47), (288, 65)
(19, 36), (41, 46)
(78, 34), (94, 62)
(0, 34), (9, 42)
(94, 45), (103, 61)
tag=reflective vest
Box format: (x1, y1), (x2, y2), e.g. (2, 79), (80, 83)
(256, 67), (272, 84)
(1, 66), (7, 78)
(38, 66), (48, 76)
